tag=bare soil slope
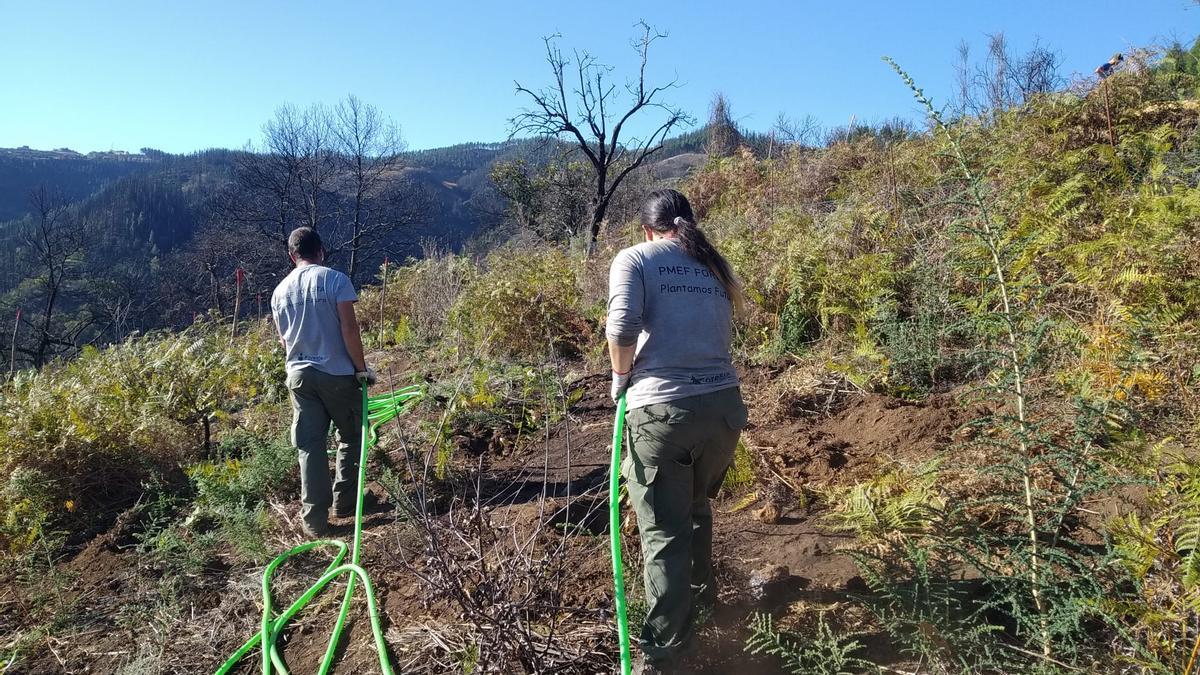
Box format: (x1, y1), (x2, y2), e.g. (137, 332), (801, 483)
(10, 366), (972, 673)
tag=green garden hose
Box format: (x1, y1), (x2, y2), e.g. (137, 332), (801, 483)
(215, 384), (423, 675)
(609, 394), (632, 675)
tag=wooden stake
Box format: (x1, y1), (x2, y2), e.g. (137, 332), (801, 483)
(377, 256), (389, 346)
(230, 267), (244, 342)
(1102, 79), (1116, 148)
(1183, 627), (1200, 675)
(8, 307), (19, 378)
(888, 144), (901, 219)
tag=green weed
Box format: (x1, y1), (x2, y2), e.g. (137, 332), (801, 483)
(447, 246), (589, 360)
(745, 612), (873, 675)
(720, 439), (755, 494)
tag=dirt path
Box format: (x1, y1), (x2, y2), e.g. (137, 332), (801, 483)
(477, 370), (970, 672)
(11, 366), (970, 673)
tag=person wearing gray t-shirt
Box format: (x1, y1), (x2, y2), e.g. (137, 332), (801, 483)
(607, 189), (749, 674)
(271, 227), (376, 538)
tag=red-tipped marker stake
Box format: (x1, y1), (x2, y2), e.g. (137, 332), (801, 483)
(377, 257), (390, 346)
(230, 267), (245, 342)
(8, 307), (20, 378)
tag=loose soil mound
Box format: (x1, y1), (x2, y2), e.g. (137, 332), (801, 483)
(752, 392), (980, 488)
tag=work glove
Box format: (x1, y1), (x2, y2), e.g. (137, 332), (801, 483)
(611, 369), (631, 402)
(355, 368), (377, 387)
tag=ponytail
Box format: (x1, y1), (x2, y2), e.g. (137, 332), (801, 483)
(671, 216), (746, 315)
(641, 189), (745, 315)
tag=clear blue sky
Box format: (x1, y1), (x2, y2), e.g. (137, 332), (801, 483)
(1, 1), (1196, 153)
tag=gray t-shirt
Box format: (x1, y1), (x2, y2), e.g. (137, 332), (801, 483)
(606, 239), (738, 409)
(271, 264), (358, 376)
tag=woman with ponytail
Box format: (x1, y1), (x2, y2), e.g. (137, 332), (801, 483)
(606, 189), (749, 673)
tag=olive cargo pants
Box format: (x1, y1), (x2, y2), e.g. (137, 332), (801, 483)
(622, 386), (749, 666)
(286, 367), (363, 528)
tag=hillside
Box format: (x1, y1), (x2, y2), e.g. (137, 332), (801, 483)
(0, 132), (712, 370)
(0, 147), (154, 222)
(2, 33), (1198, 675)
(0, 134), (710, 234)
(0, 142), (509, 259)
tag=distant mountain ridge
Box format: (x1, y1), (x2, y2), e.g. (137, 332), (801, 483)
(0, 141), (523, 247)
(0, 147), (157, 221)
(0, 128), (715, 236)
(0, 146), (155, 162)
(0, 132), (715, 367)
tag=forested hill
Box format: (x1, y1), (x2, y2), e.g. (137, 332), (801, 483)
(0, 147), (157, 222)
(0, 141), (506, 368)
(0, 133), (713, 250)
(0, 128), (714, 370)
(0, 142), (526, 245)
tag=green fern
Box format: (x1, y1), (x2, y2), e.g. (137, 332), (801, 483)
(823, 461), (944, 538)
(745, 612), (872, 675)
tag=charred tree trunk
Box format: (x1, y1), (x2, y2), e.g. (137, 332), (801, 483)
(512, 24), (690, 254)
(348, 186), (364, 281)
(33, 282), (59, 368)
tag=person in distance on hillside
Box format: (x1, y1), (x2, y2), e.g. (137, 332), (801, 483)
(1096, 52), (1123, 78)
(271, 227), (376, 538)
(607, 189), (749, 674)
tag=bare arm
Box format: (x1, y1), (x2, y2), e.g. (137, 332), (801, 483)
(337, 301), (367, 372)
(608, 339), (635, 374)
(272, 314), (287, 351)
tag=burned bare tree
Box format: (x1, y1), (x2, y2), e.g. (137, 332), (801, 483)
(352, 179), (432, 273)
(215, 104), (337, 255)
(704, 92), (744, 157)
(21, 186), (84, 368)
(773, 112), (823, 150)
(512, 22), (692, 251)
(88, 273), (142, 343)
(214, 98), (427, 283)
(291, 105), (338, 234)
(955, 33), (1064, 117)
(332, 95), (409, 281)
(158, 215), (288, 326)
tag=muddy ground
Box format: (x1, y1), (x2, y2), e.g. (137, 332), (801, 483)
(6, 364), (978, 674)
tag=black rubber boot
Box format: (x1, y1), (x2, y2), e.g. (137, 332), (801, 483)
(301, 519), (332, 538)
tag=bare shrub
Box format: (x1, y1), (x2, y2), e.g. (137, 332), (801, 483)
(360, 242), (477, 345)
(385, 363), (616, 672)
(448, 245), (590, 360)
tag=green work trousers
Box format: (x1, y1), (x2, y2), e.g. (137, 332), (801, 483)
(622, 386), (748, 667)
(286, 367), (363, 528)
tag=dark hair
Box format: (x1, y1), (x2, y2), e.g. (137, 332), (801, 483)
(641, 189), (745, 314)
(288, 227), (322, 261)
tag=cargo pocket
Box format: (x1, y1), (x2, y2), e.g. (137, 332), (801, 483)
(631, 403), (694, 468)
(654, 404), (694, 426)
(622, 455), (659, 526)
(621, 406), (659, 486)
(622, 458), (658, 487)
(710, 396), (748, 498)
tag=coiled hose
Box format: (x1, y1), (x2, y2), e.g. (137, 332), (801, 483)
(215, 384), (423, 675)
(217, 385), (632, 674)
